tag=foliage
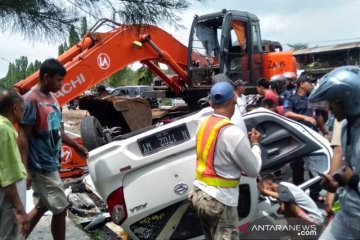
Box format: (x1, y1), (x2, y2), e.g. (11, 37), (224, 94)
(0, 0), (205, 41)
(135, 66), (155, 85)
(80, 17), (88, 38)
(34, 60), (42, 70)
(108, 67), (136, 87)
(14, 56), (28, 80)
(69, 24), (81, 47)
(0, 56), (41, 88)
(0, 0), (78, 41)
(58, 44), (65, 55)
(287, 43), (309, 51)
(26, 62), (35, 78)
(106, 65), (158, 87)
(76, 0), (204, 27)
(63, 41), (69, 51)
(58, 18), (88, 55)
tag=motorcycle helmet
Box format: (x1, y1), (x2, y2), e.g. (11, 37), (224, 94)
(283, 71), (297, 81)
(270, 74), (286, 91)
(308, 66), (360, 117)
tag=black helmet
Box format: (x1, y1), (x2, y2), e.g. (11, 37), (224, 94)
(308, 66), (360, 117)
(270, 74), (286, 90)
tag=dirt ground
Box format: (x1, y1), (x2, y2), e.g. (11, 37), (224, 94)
(62, 108), (89, 135)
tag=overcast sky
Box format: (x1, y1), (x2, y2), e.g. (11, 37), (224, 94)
(0, 0), (359, 78)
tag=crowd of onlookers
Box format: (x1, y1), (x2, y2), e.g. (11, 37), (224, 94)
(231, 68), (360, 239)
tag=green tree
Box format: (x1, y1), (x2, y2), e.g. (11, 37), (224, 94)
(34, 60), (42, 71)
(26, 62), (35, 77)
(77, 0), (204, 27)
(287, 43), (309, 51)
(63, 41), (69, 51)
(58, 43), (65, 55)
(3, 62), (18, 87)
(1, 58), (43, 88)
(80, 17), (88, 38)
(69, 24), (80, 47)
(135, 66), (154, 85)
(0, 78), (5, 88)
(14, 56), (29, 81)
(0, 0), (205, 41)
(0, 0), (77, 41)
(108, 67), (135, 87)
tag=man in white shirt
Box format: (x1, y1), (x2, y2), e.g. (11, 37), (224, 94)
(234, 79), (247, 115)
(188, 81), (262, 240)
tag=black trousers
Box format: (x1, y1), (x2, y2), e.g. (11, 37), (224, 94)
(290, 157), (321, 201)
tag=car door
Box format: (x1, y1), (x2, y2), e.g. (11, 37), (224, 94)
(243, 108), (331, 188)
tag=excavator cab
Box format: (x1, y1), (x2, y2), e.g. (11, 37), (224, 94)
(188, 10), (264, 87)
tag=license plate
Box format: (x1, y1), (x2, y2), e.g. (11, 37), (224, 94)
(138, 124), (190, 155)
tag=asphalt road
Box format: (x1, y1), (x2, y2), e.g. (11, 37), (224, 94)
(27, 215), (90, 240)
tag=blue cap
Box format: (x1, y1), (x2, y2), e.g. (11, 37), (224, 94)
(210, 82), (235, 105)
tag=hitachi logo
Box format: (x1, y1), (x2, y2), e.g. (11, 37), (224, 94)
(55, 73), (86, 97)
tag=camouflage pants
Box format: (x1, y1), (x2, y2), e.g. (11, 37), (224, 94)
(188, 187), (239, 240)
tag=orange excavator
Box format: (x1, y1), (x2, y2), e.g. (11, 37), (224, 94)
(15, 9), (297, 178)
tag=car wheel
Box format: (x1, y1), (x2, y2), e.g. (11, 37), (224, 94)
(80, 116), (107, 151)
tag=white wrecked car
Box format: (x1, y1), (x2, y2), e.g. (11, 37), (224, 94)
(87, 107), (331, 239)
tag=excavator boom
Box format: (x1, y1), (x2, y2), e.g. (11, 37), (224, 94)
(15, 21), (190, 106)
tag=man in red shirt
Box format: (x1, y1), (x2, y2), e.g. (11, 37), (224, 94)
(256, 78), (279, 106)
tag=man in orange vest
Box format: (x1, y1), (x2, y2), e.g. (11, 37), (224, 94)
(188, 81), (262, 240)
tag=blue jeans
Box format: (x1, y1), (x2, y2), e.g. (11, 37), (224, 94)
(319, 211), (360, 240)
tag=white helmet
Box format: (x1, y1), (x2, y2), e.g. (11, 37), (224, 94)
(283, 72), (297, 80)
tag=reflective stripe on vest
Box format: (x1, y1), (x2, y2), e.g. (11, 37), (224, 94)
(195, 116), (239, 188)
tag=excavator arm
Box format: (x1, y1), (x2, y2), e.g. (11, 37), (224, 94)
(15, 19), (190, 106)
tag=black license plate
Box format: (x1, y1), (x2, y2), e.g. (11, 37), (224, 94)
(138, 124), (190, 155)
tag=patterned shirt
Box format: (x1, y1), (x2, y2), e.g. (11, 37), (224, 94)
(21, 89), (62, 172)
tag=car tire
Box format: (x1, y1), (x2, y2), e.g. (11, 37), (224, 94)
(80, 116), (107, 151)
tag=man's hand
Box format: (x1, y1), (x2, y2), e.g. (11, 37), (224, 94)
(303, 116), (317, 126)
(250, 128), (261, 145)
(257, 182), (265, 194)
(277, 202), (285, 214)
(15, 210), (29, 236)
(324, 192), (336, 214)
(320, 174), (339, 193)
(75, 144), (89, 159)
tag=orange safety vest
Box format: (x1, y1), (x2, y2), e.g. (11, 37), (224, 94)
(195, 116), (239, 188)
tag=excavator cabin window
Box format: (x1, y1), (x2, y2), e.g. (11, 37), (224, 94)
(190, 19), (222, 86)
(192, 21), (221, 66)
(189, 16), (262, 86)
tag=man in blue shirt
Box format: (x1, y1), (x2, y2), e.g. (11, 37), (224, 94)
(284, 75), (328, 201)
(18, 59), (88, 240)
